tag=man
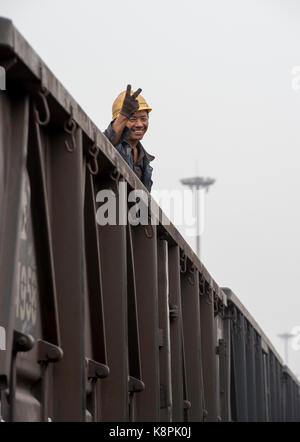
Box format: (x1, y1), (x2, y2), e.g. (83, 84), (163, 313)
(104, 85), (155, 192)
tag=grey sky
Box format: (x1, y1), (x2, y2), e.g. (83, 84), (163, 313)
(1, 0), (300, 375)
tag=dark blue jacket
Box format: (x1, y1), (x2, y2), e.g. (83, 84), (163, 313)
(104, 122), (155, 192)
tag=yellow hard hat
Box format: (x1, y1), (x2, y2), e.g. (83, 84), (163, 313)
(112, 90), (152, 120)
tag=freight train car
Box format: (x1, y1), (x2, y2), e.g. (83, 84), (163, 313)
(0, 17), (299, 422)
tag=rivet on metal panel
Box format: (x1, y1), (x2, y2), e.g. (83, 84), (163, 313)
(183, 400), (191, 410)
(33, 87), (50, 126)
(64, 106), (77, 152)
(169, 303), (179, 320)
(180, 250), (187, 273)
(13, 330), (35, 353)
(87, 131), (99, 175)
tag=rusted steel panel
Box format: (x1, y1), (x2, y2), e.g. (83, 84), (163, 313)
(275, 360), (283, 422)
(217, 337), (229, 421)
(95, 177), (129, 421)
(126, 222), (144, 422)
(218, 294), (231, 422)
(264, 351), (271, 421)
(284, 373), (293, 421)
(254, 333), (267, 421)
(230, 308), (248, 421)
(269, 352), (277, 421)
(47, 125), (86, 421)
(0, 93), (64, 422)
(245, 322), (257, 421)
(214, 294), (229, 421)
(84, 172), (109, 422)
(180, 263), (203, 421)
(168, 245), (184, 421)
(157, 239), (172, 421)
(200, 282), (218, 421)
(292, 381), (297, 422)
(0, 94), (48, 422)
(0, 94), (30, 392)
(130, 223), (160, 421)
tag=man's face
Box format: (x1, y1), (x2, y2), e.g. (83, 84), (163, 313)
(126, 110), (149, 142)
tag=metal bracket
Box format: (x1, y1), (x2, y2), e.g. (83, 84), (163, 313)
(87, 131), (99, 175)
(64, 106), (77, 153)
(37, 339), (63, 364)
(33, 87), (50, 126)
(9, 331), (35, 421)
(87, 358), (110, 379)
(128, 376), (145, 393)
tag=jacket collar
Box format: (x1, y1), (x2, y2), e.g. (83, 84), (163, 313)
(123, 126), (155, 164)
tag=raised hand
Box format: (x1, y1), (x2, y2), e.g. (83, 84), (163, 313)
(120, 84), (142, 119)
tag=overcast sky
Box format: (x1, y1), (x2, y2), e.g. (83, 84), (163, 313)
(2, 0), (300, 376)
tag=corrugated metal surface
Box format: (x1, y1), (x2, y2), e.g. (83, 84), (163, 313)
(0, 17), (299, 422)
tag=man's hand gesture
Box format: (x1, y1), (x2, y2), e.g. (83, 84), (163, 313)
(120, 84), (142, 119)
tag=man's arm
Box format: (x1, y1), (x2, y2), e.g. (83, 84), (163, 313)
(111, 114), (129, 146)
